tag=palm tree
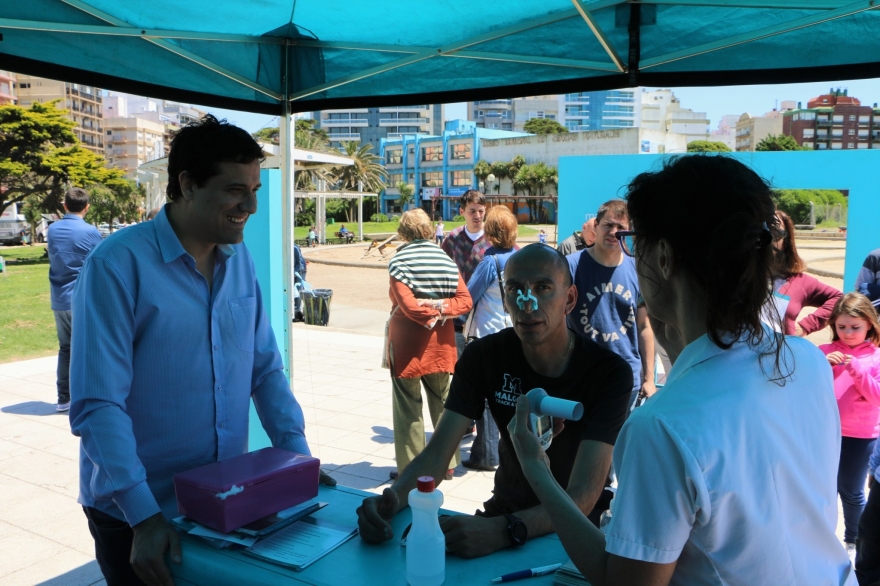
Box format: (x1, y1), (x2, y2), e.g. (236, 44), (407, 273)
(294, 125), (332, 191)
(473, 160), (491, 191)
(397, 181), (415, 208)
(331, 141), (388, 222)
(490, 161), (509, 194)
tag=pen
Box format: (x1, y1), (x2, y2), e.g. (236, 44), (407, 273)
(491, 563), (563, 583)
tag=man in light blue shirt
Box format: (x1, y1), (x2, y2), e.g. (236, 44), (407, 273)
(47, 187), (103, 411)
(71, 115), (330, 586)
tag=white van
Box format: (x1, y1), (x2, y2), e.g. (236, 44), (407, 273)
(0, 203), (29, 245)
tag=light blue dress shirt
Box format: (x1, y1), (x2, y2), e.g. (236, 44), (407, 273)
(47, 214), (103, 311)
(70, 206), (309, 526)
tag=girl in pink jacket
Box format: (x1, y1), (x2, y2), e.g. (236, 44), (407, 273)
(820, 292), (880, 558)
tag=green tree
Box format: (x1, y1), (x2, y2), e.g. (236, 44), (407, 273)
(85, 179), (144, 229)
(21, 198), (45, 243)
(330, 141), (388, 222)
(0, 101), (77, 215)
(397, 181), (415, 208)
(756, 134), (808, 151)
(473, 160), (491, 191)
(252, 127), (280, 144)
(687, 140), (732, 152)
(490, 161), (509, 194)
(523, 118), (568, 135)
(508, 155), (526, 195)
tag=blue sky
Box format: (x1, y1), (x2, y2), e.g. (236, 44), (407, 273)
(198, 78), (880, 134)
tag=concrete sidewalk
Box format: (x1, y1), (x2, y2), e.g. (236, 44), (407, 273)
(0, 327), (492, 585)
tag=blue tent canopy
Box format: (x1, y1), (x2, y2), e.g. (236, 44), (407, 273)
(2, 1), (880, 114)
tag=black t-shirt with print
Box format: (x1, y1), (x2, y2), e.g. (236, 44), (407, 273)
(445, 328), (633, 513)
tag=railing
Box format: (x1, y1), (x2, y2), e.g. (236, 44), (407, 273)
(474, 100), (512, 105)
(379, 118), (429, 125)
(816, 119), (832, 126)
(322, 118), (368, 126)
(328, 133), (362, 141)
(379, 105), (426, 111)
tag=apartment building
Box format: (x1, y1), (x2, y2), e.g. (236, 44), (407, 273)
(106, 92), (206, 153)
(0, 71), (16, 105)
(641, 89), (709, 143)
(15, 75), (104, 154)
(470, 99), (517, 130)
(561, 89), (641, 131)
(783, 90), (880, 150)
(315, 105), (444, 148)
(104, 117), (166, 180)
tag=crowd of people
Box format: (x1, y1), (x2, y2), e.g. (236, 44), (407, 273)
(366, 158), (880, 586)
(49, 113), (880, 586)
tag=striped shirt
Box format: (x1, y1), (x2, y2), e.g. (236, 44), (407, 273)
(389, 238), (460, 299)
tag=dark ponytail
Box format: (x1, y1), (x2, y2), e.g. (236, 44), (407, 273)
(625, 155), (790, 383)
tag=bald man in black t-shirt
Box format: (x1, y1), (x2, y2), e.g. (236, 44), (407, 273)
(357, 244), (632, 559)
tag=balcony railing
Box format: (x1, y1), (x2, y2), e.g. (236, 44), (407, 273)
(322, 118), (369, 127)
(816, 119), (832, 126)
(379, 105), (427, 111)
(328, 133), (362, 141)
(380, 118), (429, 126)
(474, 100), (512, 106)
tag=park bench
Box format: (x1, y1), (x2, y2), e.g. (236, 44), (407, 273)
(335, 231), (356, 244)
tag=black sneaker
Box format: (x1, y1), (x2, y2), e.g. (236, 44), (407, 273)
(462, 460), (496, 472)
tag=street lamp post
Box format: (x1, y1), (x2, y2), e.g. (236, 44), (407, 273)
(479, 173), (496, 193)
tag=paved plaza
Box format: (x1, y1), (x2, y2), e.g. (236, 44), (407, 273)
(0, 326), (492, 585)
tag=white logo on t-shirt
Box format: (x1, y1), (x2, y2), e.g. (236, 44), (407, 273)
(578, 281), (635, 342)
(495, 374), (522, 407)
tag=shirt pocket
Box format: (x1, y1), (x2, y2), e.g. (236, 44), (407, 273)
(229, 297), (256, 352)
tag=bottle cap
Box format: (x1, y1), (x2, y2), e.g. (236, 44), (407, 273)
(417, 476), (435, 492)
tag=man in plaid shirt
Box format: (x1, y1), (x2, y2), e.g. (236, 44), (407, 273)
(441, 189), (499, 471)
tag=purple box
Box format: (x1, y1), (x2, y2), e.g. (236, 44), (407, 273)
(173, 447), (320, 533)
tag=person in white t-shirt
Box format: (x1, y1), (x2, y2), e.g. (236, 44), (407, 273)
(507, 155), (855, 586)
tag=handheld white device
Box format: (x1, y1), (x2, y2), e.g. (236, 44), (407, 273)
(525, 388), (584, 450)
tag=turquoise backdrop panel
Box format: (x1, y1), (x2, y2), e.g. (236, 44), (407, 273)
(558, 151), (880, 292)
(243, 168), (286, 451)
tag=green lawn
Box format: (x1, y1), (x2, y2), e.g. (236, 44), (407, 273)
(0, 245), (58, 364)
(293, 221), (538, 240)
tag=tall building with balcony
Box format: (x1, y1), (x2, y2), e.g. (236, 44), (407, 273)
(561, 89), (641, 131)
(315, 105), (444, 149)
(0, 71), (16, 105)
(783, 90), (879, 151)
(641, 89), (708, 143)
(105, 92), (206, 153)
(104, 117), (166, 180)
(733, 104), (797, 151)
(15, 75), (104, 154)
(469, 99), (517, 130)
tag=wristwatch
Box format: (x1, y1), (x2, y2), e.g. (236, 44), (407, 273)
(502, 513), (527, 547)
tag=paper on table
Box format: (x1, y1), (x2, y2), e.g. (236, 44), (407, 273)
(244, 517), (356, 571)
(188, 524), (258, 547)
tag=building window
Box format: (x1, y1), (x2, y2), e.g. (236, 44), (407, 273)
(849, 115), (857, 121)
(831, 142), (842, 150)
(803, 128), (814, 138)
(860, 115), (871, 124)
(477, 110), (484, 117)
(386, 149), (402, 164)
(833, 115), (844, 123)
(848, 128), (855, 135)
(847, 143), (855, 148)
(422, 146), (443, 162)
(421, 172), (443, 187)
(450, 143), (471, 160)
(389, 173), (403, 185)
(802, 142), (814, 149)
(106, 130), (112, 135)
(450, 171), (470, 186)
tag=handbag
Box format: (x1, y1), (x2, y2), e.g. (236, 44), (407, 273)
(381, 306), (399, 369)
(464, 255), (506, 343)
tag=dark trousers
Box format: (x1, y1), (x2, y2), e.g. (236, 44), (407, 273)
(468, 400), (500, 467)
(54, 310), (72, 404)
(857, 481), (880, 586)
(839, 436), (877, 543)
(83, 506), (147, 586)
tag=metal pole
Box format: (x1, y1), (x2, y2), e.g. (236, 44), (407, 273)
(280, 41), (294, 379)
(358, 180), (364, 242)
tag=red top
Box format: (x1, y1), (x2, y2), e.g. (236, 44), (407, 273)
(388, 275), (472, 379)
(777, 273), (842, 336)
(417, 476), (436, 492)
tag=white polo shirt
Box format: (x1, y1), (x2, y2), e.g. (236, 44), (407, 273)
(606, 331), (855, 586)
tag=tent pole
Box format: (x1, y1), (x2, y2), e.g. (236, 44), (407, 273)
(280, 40), (294, 379)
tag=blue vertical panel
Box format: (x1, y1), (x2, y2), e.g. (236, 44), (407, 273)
(243, 168), (285, 451)
(559, 151), (880, 291)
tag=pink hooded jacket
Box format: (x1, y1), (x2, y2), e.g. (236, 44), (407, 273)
(819, 340), (880, 438)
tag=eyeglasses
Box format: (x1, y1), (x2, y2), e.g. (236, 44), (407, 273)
(615, 231), (636, 257)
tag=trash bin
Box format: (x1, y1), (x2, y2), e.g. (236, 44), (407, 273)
(301, 289), (333, 326)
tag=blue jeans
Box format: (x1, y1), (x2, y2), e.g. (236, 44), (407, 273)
(839, 436), (877, 543)
(54, 310), (72, 404)
(857, 479), (880, 585)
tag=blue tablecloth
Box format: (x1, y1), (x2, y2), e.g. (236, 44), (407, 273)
(171, 484), (566, 585)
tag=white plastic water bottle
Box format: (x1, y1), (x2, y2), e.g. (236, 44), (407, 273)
(406, 476), (445, 586)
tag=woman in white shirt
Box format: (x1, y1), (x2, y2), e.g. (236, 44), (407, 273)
(508, 155), (855, 586)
